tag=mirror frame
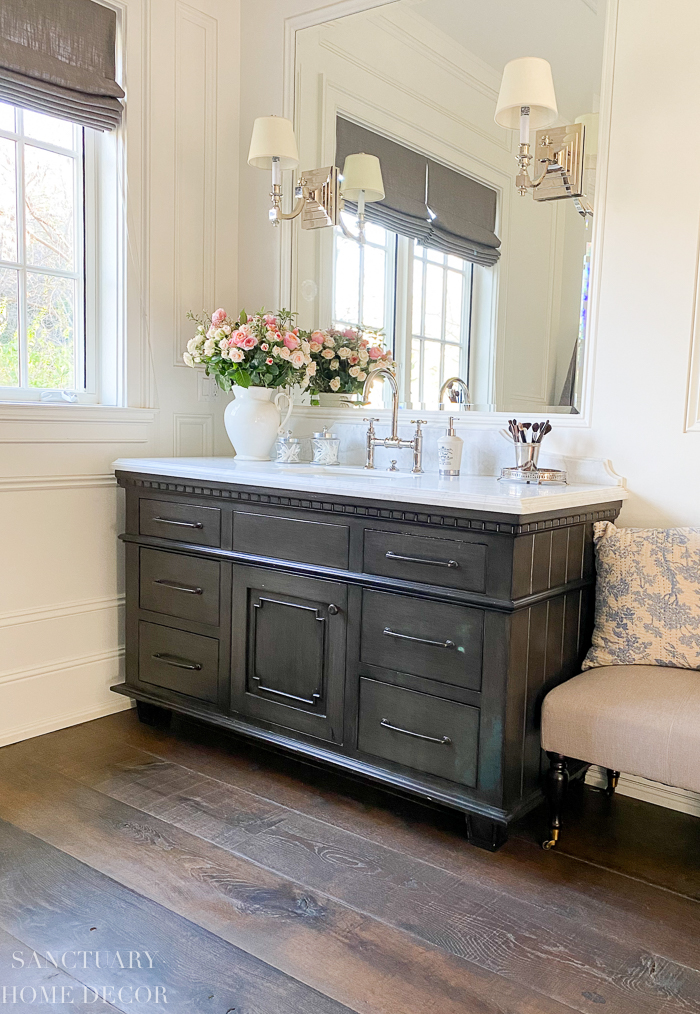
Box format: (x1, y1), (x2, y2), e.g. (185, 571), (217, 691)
(280, 0), (619, 430)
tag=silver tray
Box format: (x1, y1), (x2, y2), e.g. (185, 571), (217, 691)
(499, 466), (568, 485)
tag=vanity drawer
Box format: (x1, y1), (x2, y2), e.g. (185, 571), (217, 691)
(233, 510), (349, 569)
(139, 498), (221, 547)
(138, 621), (219, 702)
(358, 678), (479, 786)
(364, 530), (487, 592)
(139, 548), (220, 625)
(361, 590), (483, 691)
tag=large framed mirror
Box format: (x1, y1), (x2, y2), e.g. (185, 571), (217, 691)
(286, 0), (615, 416)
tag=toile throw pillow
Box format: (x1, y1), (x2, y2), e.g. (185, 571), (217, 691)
(583, 522), (700, 671)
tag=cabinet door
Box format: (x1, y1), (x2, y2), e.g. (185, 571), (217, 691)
(230, 565), (347, 743)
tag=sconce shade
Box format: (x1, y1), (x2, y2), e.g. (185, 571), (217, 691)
(495, 57), (558, 130)
(248, 115), (299, 170)
(340, 152), (385, 202)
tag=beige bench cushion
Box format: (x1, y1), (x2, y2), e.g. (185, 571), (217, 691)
(541, 665), (700, 794)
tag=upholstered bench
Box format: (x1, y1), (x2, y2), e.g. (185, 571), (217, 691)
(539, 523), (700, 849)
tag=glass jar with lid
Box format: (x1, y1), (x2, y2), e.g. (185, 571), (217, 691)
(311, 426), (340, 466)
(273, 430), (303, 464)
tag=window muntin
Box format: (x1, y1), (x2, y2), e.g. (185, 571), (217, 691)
(332, 212), (396, 335)
(0, 102), (85, 393)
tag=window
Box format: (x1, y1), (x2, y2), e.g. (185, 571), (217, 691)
(0, 102), (85, 395)
(332, 220), (474, 409)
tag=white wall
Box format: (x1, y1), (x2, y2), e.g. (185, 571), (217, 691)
(238, 0), (700, 529)
(0, 0), (240, 746)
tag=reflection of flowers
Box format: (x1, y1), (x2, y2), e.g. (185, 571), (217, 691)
(305, 326), (394, 395)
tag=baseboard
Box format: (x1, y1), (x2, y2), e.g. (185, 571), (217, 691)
(0, 698), (134, 749)
(586, 765), (700, 818)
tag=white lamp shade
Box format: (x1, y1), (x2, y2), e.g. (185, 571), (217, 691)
(340, 152), (385, 203)
(575, 112), (599, 156)
(248, 116), (299, 170)
(495, 57), (558, 130)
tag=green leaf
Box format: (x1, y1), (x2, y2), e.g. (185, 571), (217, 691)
(239, 309), (247, 326)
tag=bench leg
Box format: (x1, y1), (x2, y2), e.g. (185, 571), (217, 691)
(606, 769), (620, 796)
(542, 753), (568, 850)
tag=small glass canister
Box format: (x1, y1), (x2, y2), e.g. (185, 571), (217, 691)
(274, 430), (303, 464)
(311, 427), (340, 466)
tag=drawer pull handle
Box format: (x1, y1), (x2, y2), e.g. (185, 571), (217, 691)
(153, 579), (203, 595)
(385, 551), (458, 569)
(380, 719), (452, 746)
(152, 652), (202, 671)
(153, 517), (204, 529)
(383, 627), (456, 650)
(254, 682), (321, 706)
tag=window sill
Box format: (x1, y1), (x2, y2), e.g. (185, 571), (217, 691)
(0, 403), (158, 424)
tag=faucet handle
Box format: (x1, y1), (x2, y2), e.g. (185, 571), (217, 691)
(411, 419), (427, 432)
(364, 416), (379, 432)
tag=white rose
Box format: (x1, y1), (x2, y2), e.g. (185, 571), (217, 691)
(186, 337), (200, 354)
(305, 361), (317, 376)
(357, 370), (367, 381)
(329, 377), (341, 391)
(215, 328), (226, 339)
(229, 348), (244, 362)
(183, 352), (194, 367)
(338, 347), (351, 359)
(321, 348), (335, 359)
(359, 349), (369, 363)
(220, 348), (230, 359)
(330, 359), (339, 370)
(279, 346), (292, 360)
(219, 338), (228, 350)
(301, 340), (311, 355)
(323, 335), (335, 347)
(203, 339), (216, 355)
(223, 325), (232, 335)
(290, 350), (305, 368)
(197, 325), (205, 334)
(348, 365), (361, 377)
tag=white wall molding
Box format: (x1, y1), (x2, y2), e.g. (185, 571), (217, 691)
(0, 699), (133, 750)
(0, 648), (124, 689)
(587, 766), (700, 819)
(0, 406), (156, 423)
(173, 413), (214, 455)
(0, 595), (124, 629)
(0, 475), (117, 493)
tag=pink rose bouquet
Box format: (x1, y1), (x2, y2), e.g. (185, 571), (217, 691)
(304, 326), (394, 396)
(184, 308), (315, 391)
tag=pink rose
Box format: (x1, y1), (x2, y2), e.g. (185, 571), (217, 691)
(342, 328), (355, 338)
(230, 330), (247, 347)
(261, 343), (269, 352)
(311, 330), (325, 341)
(349, 355), (359, 365)
(242, 335), (257, 350)
(283, 332), (300, 350)
(264, 314), (278, 328)
(368, 346), (382, 359)
(211, 308), (226, 326)
(265, 357), (274, 365)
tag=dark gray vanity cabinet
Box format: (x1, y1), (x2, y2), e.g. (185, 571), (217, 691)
(114, 469), (622, 850)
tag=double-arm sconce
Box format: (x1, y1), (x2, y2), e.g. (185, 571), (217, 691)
(495, 57), (592, 217)
(247, 115), (384, 236)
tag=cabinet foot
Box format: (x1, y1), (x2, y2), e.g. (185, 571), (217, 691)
(465, 813), (509, 851)
(136, 701), (172, 728)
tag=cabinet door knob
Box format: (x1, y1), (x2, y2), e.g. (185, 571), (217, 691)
(328, 603), (340, 615)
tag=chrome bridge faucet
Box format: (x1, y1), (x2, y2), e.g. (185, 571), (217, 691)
(361, 368), (425, 473)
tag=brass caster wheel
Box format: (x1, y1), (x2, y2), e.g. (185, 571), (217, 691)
(542, 839), (557, 850)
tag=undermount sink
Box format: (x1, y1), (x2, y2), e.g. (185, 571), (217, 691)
(274, 464), (419, 480)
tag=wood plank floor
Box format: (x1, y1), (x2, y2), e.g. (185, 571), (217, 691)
(0, 711), (699, 1013)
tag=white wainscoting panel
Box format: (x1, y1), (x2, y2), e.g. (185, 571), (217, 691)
(174, 413), (214, 456)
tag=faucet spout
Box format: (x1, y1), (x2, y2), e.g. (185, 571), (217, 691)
(439, 376), (471, 411)
(362, 367), (400, 440)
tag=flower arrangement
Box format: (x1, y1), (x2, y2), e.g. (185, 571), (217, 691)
(183, 308), (316, 391)
(306, 326), (394, 396)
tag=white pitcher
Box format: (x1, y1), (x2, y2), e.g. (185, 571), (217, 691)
(224, 386), (293, 461)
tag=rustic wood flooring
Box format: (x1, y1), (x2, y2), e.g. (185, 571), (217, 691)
(0, 709), (698, 1013)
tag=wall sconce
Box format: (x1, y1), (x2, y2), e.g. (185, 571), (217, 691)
(495, 57), (590, 215)
(248, 115), (341, 229)
(339, 152), (385, 243)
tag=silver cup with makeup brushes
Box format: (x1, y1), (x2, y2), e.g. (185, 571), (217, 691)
(501, 419), (565, 484)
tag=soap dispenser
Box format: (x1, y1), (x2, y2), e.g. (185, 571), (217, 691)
(437, 417), (463, 476)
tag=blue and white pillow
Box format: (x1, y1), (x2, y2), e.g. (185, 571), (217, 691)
(583, 522), (700, 670)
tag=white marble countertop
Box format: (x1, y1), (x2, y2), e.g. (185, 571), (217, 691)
(113, 457), (628, 515)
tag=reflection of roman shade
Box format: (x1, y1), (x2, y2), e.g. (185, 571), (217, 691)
(0, 0), (124, 131)
(336, 117), (500, 266)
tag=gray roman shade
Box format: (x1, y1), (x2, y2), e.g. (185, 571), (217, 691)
(336, 117), (500, 267)
(0, 0), (124, 131)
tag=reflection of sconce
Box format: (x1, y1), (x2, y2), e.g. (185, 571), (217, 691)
(248, 115), (341, 229)
(339, 152), (385, 243)
(495, 57), (591, 217)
